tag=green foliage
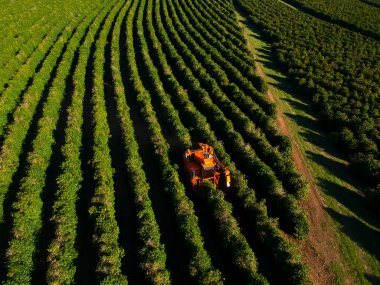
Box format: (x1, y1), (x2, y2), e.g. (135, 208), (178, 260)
(237, 0), (380, 211)
(0, 0), (102, 96)
(173, 1), (307, 202)
(2, 3), (105, 283)
(160, 0), (308, 238)
(291, 0), (380, 37)
(126, 0), (222, 282)
(0, 12), (90, 228)
(0, 0), (313, 282)
(0, 19), (70, 138)
(349, 153), (380, 186)
(46, 1), (117, 283)
(254, 202), (310, 285)
(111, 1), (170, 282)
(150, 0), (311, 282)
(89, 1), (128, 282)
(201, 182), (268, 284)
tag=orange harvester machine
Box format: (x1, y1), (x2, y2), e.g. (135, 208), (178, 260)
(183, 143), (231, 191)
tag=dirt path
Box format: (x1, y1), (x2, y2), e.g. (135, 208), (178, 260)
(260, 65), (340, 285)
(262, 69), (340, 285)
(236, 8), (346, 285)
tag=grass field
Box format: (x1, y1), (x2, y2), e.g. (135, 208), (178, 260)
(235, 7), (380, 285)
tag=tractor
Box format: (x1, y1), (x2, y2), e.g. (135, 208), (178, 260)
(183, 143), (231, 191)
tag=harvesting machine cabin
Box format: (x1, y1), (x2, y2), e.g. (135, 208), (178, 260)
(183, 143), (231, 191)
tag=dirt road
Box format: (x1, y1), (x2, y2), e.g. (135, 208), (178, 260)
(236, 8), (348, 284)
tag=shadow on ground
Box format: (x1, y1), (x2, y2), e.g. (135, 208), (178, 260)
(366, 273), (380, 285)
(236, 3), (380, 282)
(324, 207), (380, 263)
(318, 178), (380, 232)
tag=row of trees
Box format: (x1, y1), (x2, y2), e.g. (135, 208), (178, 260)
(143, 2), (268, 282)
(142, 5), (264, 279)
(0, 3), (104, 283)
(110, 0), (171, 283)
(0, 12), (78, 138)
(201, 182), (269, 285)
(194, 0), (247, 49)
(0, 6), (59, 94)
(0, 0), (104, 122)
(128, 0), (223, 282)
(86, 0), (128, 283)
(146, 1), (263, 281)
(173, 0), (273, 115)
(172, 0), (307, 199)
(237, 0), (380, 211)
(289, 0), (380, 38)
(187, 0), (249, 54)
(193, 0), (244, 37)
(181, 0), (292, 155)
(0, 2), (90, 240)
(362, 0), (380, 7)
(160, 0), (308, 239)
(181, 0), (267, 92)
(0, 0), (83, 69)
(147, 0), (310, 282)
(0, 0), (312, 282)
(45, 1), (117, 283)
